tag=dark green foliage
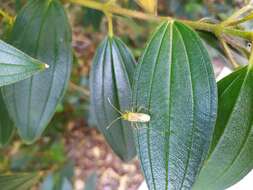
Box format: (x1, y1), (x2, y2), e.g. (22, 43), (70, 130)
(90, 36), (136, 161)
(40, 162), (74, 190)
(133, 21), (217, 189)
(0, 173), (40, 190)
(83, 8), (103, 31)
(0, 92), (14, 146)
(193, 65), (253, 190)
(1, 0), (72, 143)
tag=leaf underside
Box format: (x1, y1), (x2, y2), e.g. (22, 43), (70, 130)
(133, 21), (217, 190)
(1, 0), (72, 143)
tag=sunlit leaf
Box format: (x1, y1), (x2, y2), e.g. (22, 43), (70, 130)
(0, 40), (47, 87)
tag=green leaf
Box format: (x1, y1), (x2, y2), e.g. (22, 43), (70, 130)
(0, 92), (14, 146)
(1, 0), (72, 144)
(0, 40), (47, 87)
(84, 172), (97, 190)
(132, 21), (217, 189)
(90, 36), (136, 161)
(83, 8), (103, 31)
(0, 173), (40, 190)
(40, 162), (74, 190)
(193, 65), (253, 190)
(40, 174), (54, 190)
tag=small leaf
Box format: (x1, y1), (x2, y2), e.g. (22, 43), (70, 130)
(84, 172), (97, 190)
(0, 40), (47, 87)
(133, 21), (217, 189)
(0, 92), (14, 146)
(193, 64), (253, 190)
(2, 0), (72, 143)
(0, 173), (40, 190)
(90, 36), (136, 161)
(61, 178), (72, 190)
(135, 0), (157, 14)
(83, 8), (103, 31)
(40, 162), (74, 190)
(40, 173), (54, 190)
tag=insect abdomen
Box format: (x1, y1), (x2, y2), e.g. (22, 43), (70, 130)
(127, 113), (150, 122)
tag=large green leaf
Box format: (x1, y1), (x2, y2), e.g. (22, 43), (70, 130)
(0, 92), (14, 146)
(132, 21), (217, 189)
(90, 36), (136, 161)
(0, 40), (47, 87)
(193, 64), (253, 190)
(1, 0), (72, 143)
(0, 173), (40, 190)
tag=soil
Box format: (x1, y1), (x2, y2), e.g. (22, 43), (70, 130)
(64, 121), (144, 190)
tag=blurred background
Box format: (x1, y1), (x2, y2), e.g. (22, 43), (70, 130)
(0, 0), (247, 189)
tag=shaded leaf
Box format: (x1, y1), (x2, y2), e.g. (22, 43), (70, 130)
(40, 162), (74, 190)
(40, 174), (54, 190)
(83, 8), (103, 31)
(0, 40), (47, 87)
(0, 173), (40, 190)
(0, 92), (14, 146)
(2, 0), (72, 143)
(84, 172), (97, 190)
(132, 21), (217, 189)
(90, 36), (136, 161)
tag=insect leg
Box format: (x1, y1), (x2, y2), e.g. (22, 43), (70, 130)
(107, 97), (124, 115)
(106, 116), (122, 129)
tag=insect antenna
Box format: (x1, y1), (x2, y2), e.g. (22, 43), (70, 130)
(106, 116), (123, 129)
(107, 97), (124, 115)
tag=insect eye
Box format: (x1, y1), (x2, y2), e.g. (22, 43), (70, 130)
(247, 42), (252, 51)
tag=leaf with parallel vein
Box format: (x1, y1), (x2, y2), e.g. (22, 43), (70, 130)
(0, 40), (47, 87)
(132, 21), (217, 190)
(193, 64), (253, 190)
(1, 0), (72, 143)
(90, 36), (136, 161)
(0, 173), (40, 190)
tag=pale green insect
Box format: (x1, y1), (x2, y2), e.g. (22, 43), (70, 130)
(106, 99), (192, 151)
(106, 98), (150, 130)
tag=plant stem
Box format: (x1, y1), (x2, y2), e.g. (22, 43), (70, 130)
(250, 41), (253, 68)
(70, 0), (168, 21)
(220, 39), (239, 68)
(69, 0), (253, 41)
(69, 81), (90, 97)
(225, 12), (253, 26)
(106, 12), (114, 37)
(0, 9), (14, 25)
(222, 5), (252, 25)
